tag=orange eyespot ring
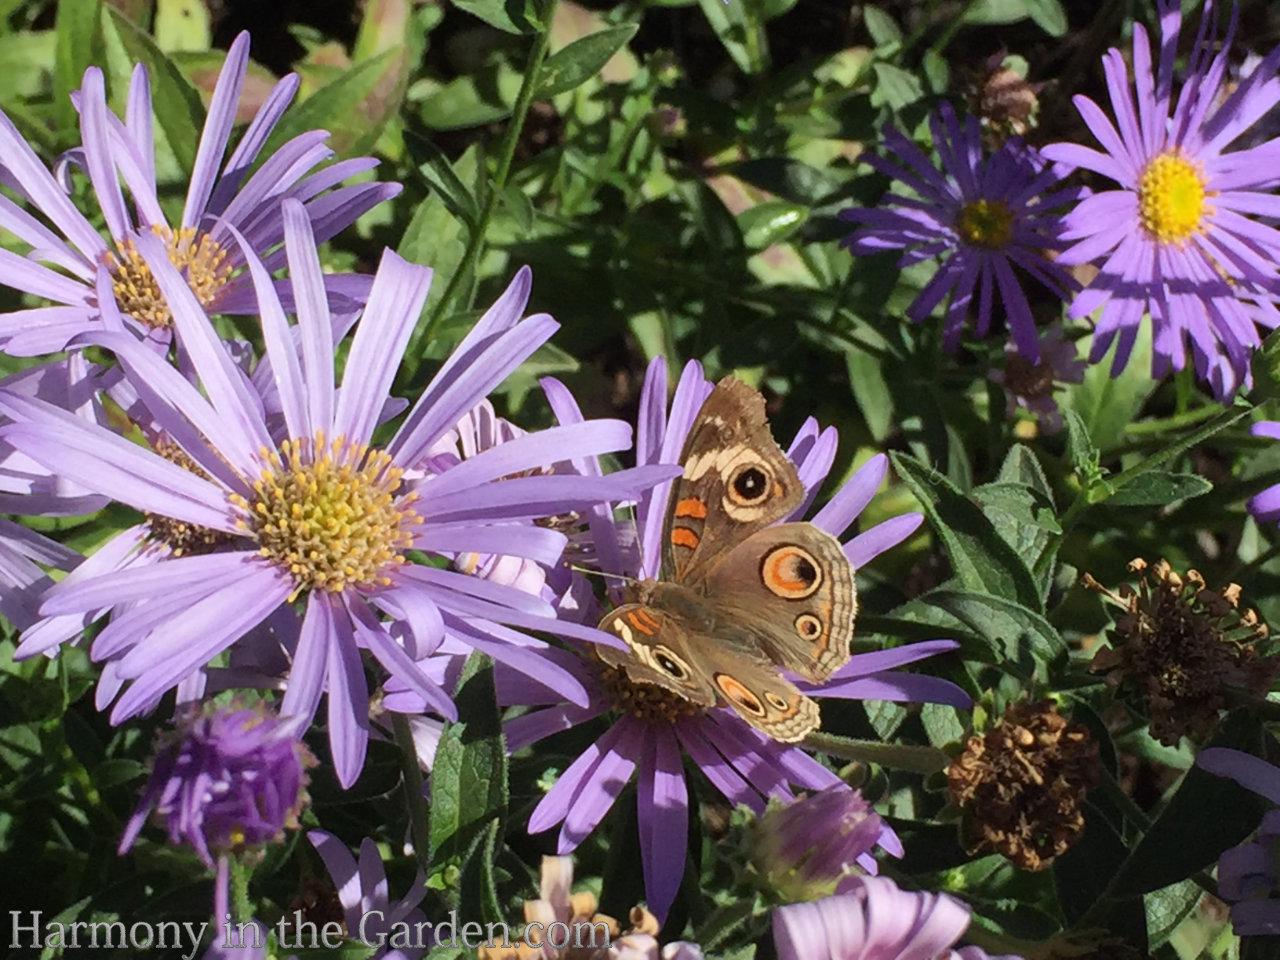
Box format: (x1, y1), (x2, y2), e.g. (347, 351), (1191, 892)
(727, 462), (772, 505)
(795, 613), (823, 638)
(764, 691), (791, 712)
(762, 545), (823, 599)
(715, 674), (766, 716)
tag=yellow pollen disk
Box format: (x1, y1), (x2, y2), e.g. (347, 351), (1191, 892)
(230, 430), (422, 598)
(1138, 152), (1212, 244)
(107, 224), (234, 329)
(956, 198), (1014, 249)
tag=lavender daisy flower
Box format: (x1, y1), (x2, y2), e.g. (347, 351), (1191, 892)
(750, 785), (887, 902)
(840, 103), (1078, 361)
(488, 358), (968, 922)
(772, 875), (1021, 960)
(307, 830), (428, 960)
(0, 201), (673, 786)
(1042, 0), (1280, 398)
(987, 323), (1086, 435)
(119, 700), (313, 919)
(0, 32), (398, 356)
(1196, 747), (1280, 936)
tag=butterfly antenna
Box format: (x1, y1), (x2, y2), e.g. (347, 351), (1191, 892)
(568, 564), (638, 586)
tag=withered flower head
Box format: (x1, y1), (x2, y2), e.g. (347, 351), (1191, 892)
(965, 52), (1041, 146)
(946, 700), (1099, 871)
(1085, 559), (1274, 746)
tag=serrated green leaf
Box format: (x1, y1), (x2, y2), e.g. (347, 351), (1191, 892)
(537, 24), (637, 97)
(1106, 471), (1212, 506)
(916, 587), (1064, 664)
(1063, 408), (1099, 477)
(453, 0), (538, 33)
(891, 452), (1042, 610)
(870, 62), (924, 109)
(427, 654), (508, 908)
(1110, 712), (1270, 897)
(102, 6), (203, 172)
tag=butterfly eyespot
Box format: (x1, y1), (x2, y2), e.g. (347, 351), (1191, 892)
(761, 545), (823, 599)
(728, 463), (771, 505)
(654, 648), (689, 679)
(764, 692), (790, 712)
(715, 674), (766, 716)
(795, 614), (823, 638)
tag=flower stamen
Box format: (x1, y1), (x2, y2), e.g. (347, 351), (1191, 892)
(231, 430), (420, 598)
(107, 225), (234, 329)
(1138, 152), (1211, 244)
(956, 198), (1014, 249)
(596, 661), (704, 725)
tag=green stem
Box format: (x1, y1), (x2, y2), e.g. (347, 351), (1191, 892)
(419, 0), (560, 345)
(393, 713), (433, 871)
(804, 732), (950, 774)
(229, 855), (253, 923)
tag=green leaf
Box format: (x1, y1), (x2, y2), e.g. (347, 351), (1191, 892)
(862, 7), (901, 47)
(397, 145), (473, 327)
(915, 587), (1065, 665)
(870, 62), (924, 109)
(695, 0), (756, 75)
(1145, 880), (1203, 948)
(1063, 408), (1100, 478)
(1059, 319), (1155, 452)
(55, 0), (100, 136)
(890, 451), (1043, 610)
(427, 654), (508, 907)
(738, 199), (808, 249)
(1053, 799), (1128, 923)
(725, 158), (837, 206)
(1025, 0), (1068, 36)
(537, 24), (637, 97)
(844, 344), (894, 443)
(419, 63), (522, 130)
(153, 0), (210, 52)
(1106, 471), (1212, 506)
(406, 133), (480, 229)
(452, 0), (538, 34)
(498, 182), (534, 236)
(962, 0), (1032, 25)
(1110, 712), (1271, 897)
(102, 7), (203, 172)
(265, 46), (405, 158)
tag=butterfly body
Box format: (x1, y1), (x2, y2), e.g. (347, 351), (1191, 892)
(598, 377), (856, 742)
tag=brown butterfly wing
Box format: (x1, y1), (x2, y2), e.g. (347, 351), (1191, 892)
(699, 523), (856, 683)
(661, 377), (804, 586)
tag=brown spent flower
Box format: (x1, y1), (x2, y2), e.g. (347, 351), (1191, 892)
(1085, 559), (1274, 746)
(963, 52), (1042, 147)
(946, 700), (1099, 871)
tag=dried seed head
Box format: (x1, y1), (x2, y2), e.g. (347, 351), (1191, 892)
(964, 53), (1041, 146)
(1086, 559), (1274, 745)
(946, 700), (1099, 871)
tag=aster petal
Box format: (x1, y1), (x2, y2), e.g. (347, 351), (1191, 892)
(675, 721), (763, 812)
(41, 551), (260, 617)
(349, 599), (457, 718)
(844, 513), (925, 567)
(444, 616), (591, 708)
(334, 248), (432, 445)
(839, 639), (959, 676)
(281, 592), (340, 723)
(274, 202), (337, 434)
(812, 454), (886, 538)
(505, 703), (605, 752)
(181, 33), (250, 226)
(636, 730), (689, 922)
(819, 673), (971, 707)
(529, 720), (637, 835)
(326, 603), (372, 788)
(560, 732), (642, 849)
(421, 467), (680, 525)
(207, 70), (302, 218)
(1197, 748), (1280, 803)
(773, 900), (840, 960)
(416, 523), (567, 566)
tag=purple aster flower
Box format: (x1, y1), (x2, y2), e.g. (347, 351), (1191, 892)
(987, 323), (1086, 435)
(0, 32), (398, 356)
(750, 785), (887, 901)
(772, 875), (1022, 960)
(307, 830), (428, 960)
(0, 201), (674, 786)
(119, 700), (313, 919)
(487, 357), (969, 922)
(1196, 747), (1280, 936)
(840, 102), (1079, 361)
(1042, 0), (1280, 398)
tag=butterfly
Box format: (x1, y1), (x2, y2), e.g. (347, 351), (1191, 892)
(597, 377), (856, 741)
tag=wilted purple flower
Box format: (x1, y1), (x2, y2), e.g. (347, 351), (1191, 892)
(119, 701), (312, 920)
(987, 323), (1086, 435)
(751, 785), (886, 901)
(841, 103), (1078, 361)
(307, 830), (428, 960)
(492, 358), (968, 922)
(772, 875), (1021, 960)
(0, 32), (397, 356)
(1042, 0), (1280, 398)
(1196, 747), (1280, 935)
(0, 202), (672, 786)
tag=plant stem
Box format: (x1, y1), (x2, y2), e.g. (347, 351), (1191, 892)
(804, 732), (950, 774)
(393, 713), (433, 871)
(420, 0), (561, 345)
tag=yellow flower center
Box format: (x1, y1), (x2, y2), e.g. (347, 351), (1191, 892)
(1138, 152), (1210, 244)
(107, 225), (234, 329)
(956, 198), (1014, 249)
(146, 438), (237, 556)
(231, 430), (421, 598)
